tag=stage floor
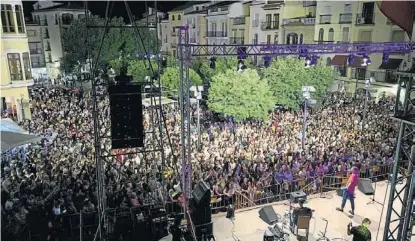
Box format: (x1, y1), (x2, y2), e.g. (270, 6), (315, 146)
(212, 180), (404, 241)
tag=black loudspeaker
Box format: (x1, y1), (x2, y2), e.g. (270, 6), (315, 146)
(189, 198), (212, 225)
(358, 178), (375, 195)
(259, 206), (278, 225)
(194, 222), (213, 241)
(108, 84), (144, 149)
(290, 191), (307, 204)
(192, 181), (210, 205)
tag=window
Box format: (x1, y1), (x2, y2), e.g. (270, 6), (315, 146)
(358, 30), (372, 42)
(220, 7), (228, 11)
(274, 34), (278, 44)
(335, 66), (347, 77)
(267, 35), (271, 44)
(391, 30), (405, 42)
(342, 27), (349, 42)
(326, 57), (331, 66)
(344, 4), (352, 13)
(299, 34), (303, 44)
(318, 28), (324, 42)
(324, 5), (332, 15)
(15, 5), (24, 33)
(55, 13), (59, 24)
(353, 68), (366, 80)
(61, 13), (74, 25)
(178, 15), (181, 20)
(27, 30), (36, 37)
(196, 7), (199, 11)
(22, 53), (32, 79)
(172, 15), (175, 21)
(7, 53), (23, 80)
(211, 8), (218, 13)
(328, 28), (334, 42)
(266, 14), (272, 26)
(1, 4), (15, 33)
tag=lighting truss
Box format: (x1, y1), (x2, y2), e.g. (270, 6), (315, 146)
(384, 74), (415, 241)
(177, 26), (415, 241)
(187, 42), (414, 57)
(84, 1), (168, 240)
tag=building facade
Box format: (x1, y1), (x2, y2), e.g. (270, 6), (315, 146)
(183, 2), (210, 46)
(30, 1), (85, 79)
(280, 1), (316, 45)
(26, 21), (47, 81)
(1, 0), (33, 121)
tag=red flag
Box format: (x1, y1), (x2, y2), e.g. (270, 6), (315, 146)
(377, 1), (415, 39)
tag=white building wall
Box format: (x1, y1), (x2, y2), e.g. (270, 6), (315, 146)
(249, 3), (266, 44)
(158, 21), (171, 54)
(206, 15), (229, 45)
(184, 14), (197, 43)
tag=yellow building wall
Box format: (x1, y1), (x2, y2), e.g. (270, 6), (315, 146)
(197, 15), (208, 45)
(244, 16), (250, 42)
(281, 1), (316, 19)
(1, 39), (31, 85)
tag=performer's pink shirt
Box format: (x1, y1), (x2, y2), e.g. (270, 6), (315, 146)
(347, 172), (359, 194)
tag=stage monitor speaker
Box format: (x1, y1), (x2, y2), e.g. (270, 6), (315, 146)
(108, 84), (144, 149)
(192, 181), (210, 205)
(290, 190), (307, 203)
(259, 206), (278, 225)
(189, 198), (212, 225)
(358, 178), (374, 195)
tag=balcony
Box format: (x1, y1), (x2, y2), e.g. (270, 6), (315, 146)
(32, 62), (46, 68)
(261, 21), (279, 30)
(10, 73), (23, 81)
(171, 43), (177, 48)
(207, 31), (228, 37)
(30, 49), (42, 55)
(282, 17), (315, 25)
(252, 19), (259, 27)
(230, 37), (244, 45)
(303, 1), (317, 7)
(233, 17), (245, 25)
(339, 13), (352, 24)
(319, 15), (331, 24)
(356, 13), (375, 25)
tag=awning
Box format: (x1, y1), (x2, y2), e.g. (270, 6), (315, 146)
(0, 118), (28, 134)
(378, 58), (403, 70)
(1, 131), (42, 153)
(348, 56), (364, 68)
(331, 55), (348, 66)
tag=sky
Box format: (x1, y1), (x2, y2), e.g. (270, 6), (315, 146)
(22, 1), (186, 18)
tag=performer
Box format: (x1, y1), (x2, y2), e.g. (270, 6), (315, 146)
(289, 198), (313, 233)
(336, 166), (359, 215)
(347, 218), (371, 241)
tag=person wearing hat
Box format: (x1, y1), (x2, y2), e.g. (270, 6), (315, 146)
(290, 198), (313, 233)
(347, 218), (371, 241)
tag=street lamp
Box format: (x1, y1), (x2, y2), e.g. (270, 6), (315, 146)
(361, 78), (375, 129)
(190, 85), (204, 151)
(301, 86), (316, 151)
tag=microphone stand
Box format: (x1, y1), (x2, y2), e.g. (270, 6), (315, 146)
(366, 177), (383, 205)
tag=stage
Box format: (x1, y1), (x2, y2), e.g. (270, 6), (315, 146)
(212, 180), (403, 241)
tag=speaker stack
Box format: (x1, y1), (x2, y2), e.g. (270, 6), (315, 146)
(189, 181), (214, 241)
(108, 84), (144, 149)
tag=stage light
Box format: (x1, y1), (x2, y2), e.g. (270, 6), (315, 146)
(362, 55), (371, 66)
(264, 56), (272, 68)
(304, 56), (311, 69)
(237, 59), (247, 72)
(210, 57), (216, 69)
(382, 53), (390, 63)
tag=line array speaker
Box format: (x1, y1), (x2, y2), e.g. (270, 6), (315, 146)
(108, 84), (144, 149)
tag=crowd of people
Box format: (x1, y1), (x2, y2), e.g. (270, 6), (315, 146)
(0, 83), (396, 240)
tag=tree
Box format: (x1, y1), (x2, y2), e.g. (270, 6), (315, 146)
(208, 69), (276, 121)
(263, 57), (334, 110)
(160, 67), (202, 92)
(109, 59), (159, 82)
(199, 57), (254, 81)
(60, 15), (159, 74)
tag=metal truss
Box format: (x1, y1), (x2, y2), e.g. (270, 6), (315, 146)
(177, 27), (415, 241)
(186, 42), (414, 57)
(84, 1), (167, 240)
(384, 74), (415, 241)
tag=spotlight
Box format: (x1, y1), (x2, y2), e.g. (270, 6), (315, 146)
(304, 56), (311, 69)
(382, 53), (390, 63)
(348, 55), (355, 65)
(237, 59), (247, 72)
(264, 56), (272, 68)
(362, 55), (371, 67)
(209, 57), (216, 69)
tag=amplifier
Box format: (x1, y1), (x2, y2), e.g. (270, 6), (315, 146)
(290, 191), (307, 204)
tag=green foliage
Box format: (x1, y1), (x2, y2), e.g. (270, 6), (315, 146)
(109, 59), (159, 82)
(199, 58), (254, 81)
(160, 67), (202, 92)
(208, 69), (276, 121)
(263, 57), (334, 110)
(166, 56), (178, 68)
(60, 15), (159, 74)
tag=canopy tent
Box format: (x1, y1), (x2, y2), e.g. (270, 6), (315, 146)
(1, 131), (42, 153)
(0, 118), (28, 134)
(142, 96), (177, 107)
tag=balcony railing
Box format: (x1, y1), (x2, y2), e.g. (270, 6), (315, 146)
(10, 73), (23, 81)
(32, 62), (46, 68)
(339, 13), (352, 24)
(282, 17), (315, 25)
(230, 37), (244, 45)
(207, 31), (228, 37)
(233, 17), (245, 25)
(303, 1), (317, 7)
(30, 49), (42, 54)
(261, 20), (279, 30)
(319, 15), (331, 24)
(356, 13), (375, 25)
(252, 19), (259, 27)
